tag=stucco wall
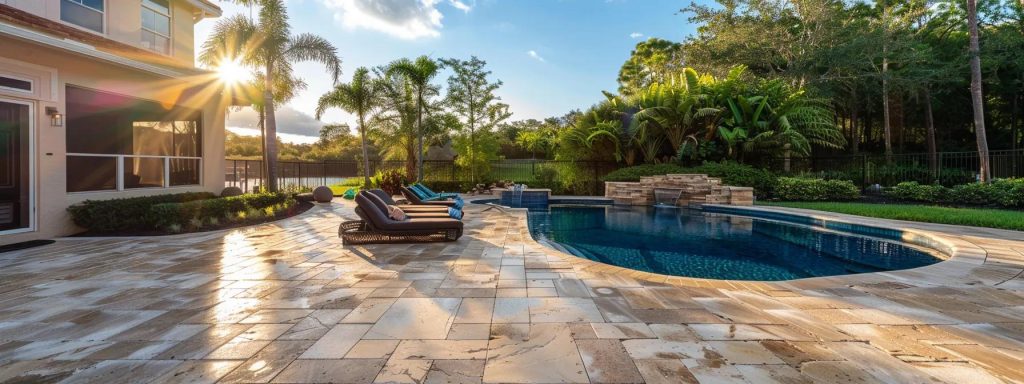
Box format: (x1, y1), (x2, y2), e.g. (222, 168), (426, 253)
(2, 0), (197, 66)
(0, 36), (227, 244)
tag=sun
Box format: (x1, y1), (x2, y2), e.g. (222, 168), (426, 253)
(217, 59), (249, 85)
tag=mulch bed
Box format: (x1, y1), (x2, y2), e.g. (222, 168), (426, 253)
(72, 201), (316, 237)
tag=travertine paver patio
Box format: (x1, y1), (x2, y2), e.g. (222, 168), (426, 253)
(1, 199), (1023, 383)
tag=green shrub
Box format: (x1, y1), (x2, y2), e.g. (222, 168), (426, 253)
(68, 192), (216, 232)
(886, 179), (1024, 208)
(601, 164), (688, 182)
(886, 182), (950, 203)
(150, 192), (294, 229)
(773, 177), (860, 201)
(373, 170), (406, 196)
(993, 178), (1024, 207)
(950, 182), (1009, 206)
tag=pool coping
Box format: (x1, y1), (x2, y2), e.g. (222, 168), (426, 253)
(465, 195), (999, 291)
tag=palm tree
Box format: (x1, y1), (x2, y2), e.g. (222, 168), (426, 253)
(316, 67), (383, 187)
(200, 0), (341, 192)
(371, 68), (419, 177)
(249, 71), (307, 187)
(386, 56), (441, 182)
(967, 0), (991, 182)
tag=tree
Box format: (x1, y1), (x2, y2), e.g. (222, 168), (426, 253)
(199, 0), (341, 192)
(386, 56), (441, 182)
(968, 0), (991, 181)
(316, 67), (383, 187)
(617, 38), (684, 95)
(441, 57), (512, 183)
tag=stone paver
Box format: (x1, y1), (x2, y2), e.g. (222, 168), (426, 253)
(0, 200), (1022, 383)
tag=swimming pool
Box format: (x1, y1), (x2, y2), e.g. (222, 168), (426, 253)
(482, 200), (943, 281)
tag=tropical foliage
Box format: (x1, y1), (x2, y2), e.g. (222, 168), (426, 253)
(554, 65), (846, 165)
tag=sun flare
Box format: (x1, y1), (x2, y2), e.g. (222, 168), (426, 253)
(217, 59), (249, 85)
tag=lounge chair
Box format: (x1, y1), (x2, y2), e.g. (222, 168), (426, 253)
(367, 189), (464, 219)
(400, 186), (458, 207)
(339, 193), (463, 244)
(409, 183), (459, 200)
(362, 191), (455, 219)
(367, 189), (450, 212)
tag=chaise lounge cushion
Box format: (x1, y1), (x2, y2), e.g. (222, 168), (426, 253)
(400, 186), (457, 207)
(355, 194), (463, 232)
(367, 189), (450, 212)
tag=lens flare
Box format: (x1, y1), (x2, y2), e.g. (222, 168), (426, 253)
(217, 59), (249, 85)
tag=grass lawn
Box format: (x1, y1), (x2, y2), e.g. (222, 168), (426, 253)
(759, 201), (1024, 231)
(329, 185), (358, 196)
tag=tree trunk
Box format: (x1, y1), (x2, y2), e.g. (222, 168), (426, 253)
(851, 105), (860, 154)
(359, 115), (372, 187)
(924, 88), (937, 173)
(259, 107), (267, 193)
(882, 62), (893, 162)
(416, 91), (425, 183)
(263, 62), (280, 192)
(968, 0), (991, 182)
(881, 0), (893, 163)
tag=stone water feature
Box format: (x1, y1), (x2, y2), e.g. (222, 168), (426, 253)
(605, 174), (754, 207)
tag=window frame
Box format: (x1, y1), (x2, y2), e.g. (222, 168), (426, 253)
(64, 85), (204, 194)
(0, 75), (33, 95)
(60, 0), (106, 35)
(140, 0), (173, 56)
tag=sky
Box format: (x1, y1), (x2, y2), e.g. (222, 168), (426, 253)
(195, 0), (702, 143)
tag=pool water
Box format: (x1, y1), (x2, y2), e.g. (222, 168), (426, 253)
(526, 205), (942, 281)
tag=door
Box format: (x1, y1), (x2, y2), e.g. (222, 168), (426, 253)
(0, 100), (31, 232)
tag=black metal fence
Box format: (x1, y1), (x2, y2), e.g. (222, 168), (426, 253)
(756, 149), (1024, 187)
(227, 149), (1024, 194)
(224, 159), (619, 194)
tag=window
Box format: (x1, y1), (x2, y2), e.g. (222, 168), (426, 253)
(0, 76), (32, 93)
(141, 0), (171, 55)
(61, 0), (104, 33)
(65, 86), (202, 192)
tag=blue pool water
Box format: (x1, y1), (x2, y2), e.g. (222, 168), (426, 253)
(516, 203), (942, 281)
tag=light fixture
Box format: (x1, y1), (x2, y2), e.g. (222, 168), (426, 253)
(45, 106), (63, 127)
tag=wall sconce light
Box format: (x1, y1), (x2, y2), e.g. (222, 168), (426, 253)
(45, 106), (63, 127)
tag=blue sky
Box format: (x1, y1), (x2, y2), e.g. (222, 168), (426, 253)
(196, 0), (700, 143)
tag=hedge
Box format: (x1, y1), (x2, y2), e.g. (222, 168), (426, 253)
(886, 179), (1024, 208)
(150, 192), (291, 229)
(772, 177), (860, 201)
(68, 192), (292, 233)
(68, 192), (216, 233)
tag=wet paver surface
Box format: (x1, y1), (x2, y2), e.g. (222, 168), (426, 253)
(0, 200), (1023, 383)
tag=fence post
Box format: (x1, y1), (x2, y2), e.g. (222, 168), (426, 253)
(936, 152), (943, 183)
(592, 162), (599, 195)
(451, 162), (456, 182)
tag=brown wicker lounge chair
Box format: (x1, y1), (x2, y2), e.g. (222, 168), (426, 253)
(339, 193), (463, 244)
(400, 186), (457, 207)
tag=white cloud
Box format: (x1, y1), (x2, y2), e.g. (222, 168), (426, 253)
(449, 0), (472, 12)
(318, 0), (472, 39)
(630, 32), (644, 38)
(227, 106), (328, 138)
(527, 50), (545, 62)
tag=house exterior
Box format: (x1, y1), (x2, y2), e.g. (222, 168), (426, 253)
(0, 0), (236, 244)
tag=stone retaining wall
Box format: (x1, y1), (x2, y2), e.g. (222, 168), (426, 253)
(605, 174), (754, 207)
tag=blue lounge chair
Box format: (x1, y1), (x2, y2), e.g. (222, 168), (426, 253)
(410, 183), (459, 201)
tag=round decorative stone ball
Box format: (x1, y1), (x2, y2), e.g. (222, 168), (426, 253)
(312, 186), (334, 203)
(221, 186), (244, 197)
